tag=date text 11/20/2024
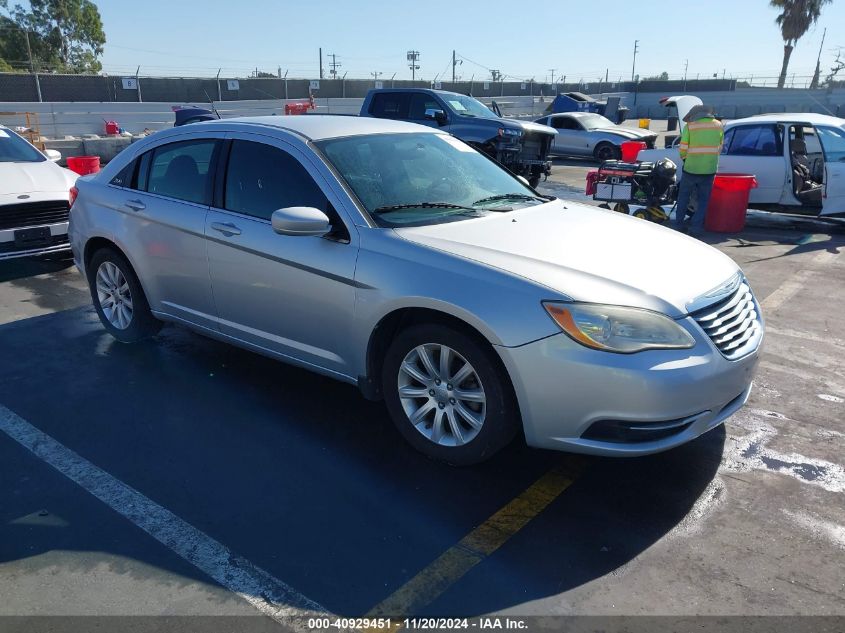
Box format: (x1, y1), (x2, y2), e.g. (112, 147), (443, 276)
(306, 617), (529, 630)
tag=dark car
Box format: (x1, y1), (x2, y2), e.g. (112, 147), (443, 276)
(360, 89), (556, 187)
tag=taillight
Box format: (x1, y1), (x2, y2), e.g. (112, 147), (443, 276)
(69, 186), (78, 208)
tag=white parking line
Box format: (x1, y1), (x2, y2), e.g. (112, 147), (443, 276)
(0, 403), (330, 627)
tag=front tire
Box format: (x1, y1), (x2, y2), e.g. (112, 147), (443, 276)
(87, 248), (161, 343)
(382, 324), (518, 465)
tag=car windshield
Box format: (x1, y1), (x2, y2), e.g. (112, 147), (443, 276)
(0, 128), (45, 163)
(577, 114), (615, 130)
(316, 132), (547, 227)
(442, 94), (499, 119)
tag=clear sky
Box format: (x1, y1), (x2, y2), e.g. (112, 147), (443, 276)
(94, 0), (845, 83)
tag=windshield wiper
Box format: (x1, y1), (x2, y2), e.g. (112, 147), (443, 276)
(472, 193), (546, 206)
(373, 202), (480, 215)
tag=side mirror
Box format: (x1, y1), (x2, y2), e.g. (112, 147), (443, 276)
(424, 108), (448, 125)
(45, 149), (61, 162)
(516, 175), (530, 187)
(271, 207), (332, 237)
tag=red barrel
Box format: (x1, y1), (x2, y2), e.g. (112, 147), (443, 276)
(66, 155), (101, 175)
(620, 140), (647, 162)
(704, 173), (758, 232)
(585, 170), (599, 195)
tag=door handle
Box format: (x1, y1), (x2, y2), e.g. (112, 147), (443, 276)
(210, 221), (242, 236)
(125, 199), (146, 212)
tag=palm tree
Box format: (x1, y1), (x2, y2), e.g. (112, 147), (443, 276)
(770, 0), (831, 88)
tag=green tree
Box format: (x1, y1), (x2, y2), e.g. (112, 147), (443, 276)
(770, 0), (830, 89)
(0, 0), (105, 73)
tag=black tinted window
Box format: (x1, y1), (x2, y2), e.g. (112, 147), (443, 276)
(408, 93), (441, 120)
(224, 141), (327, 221)
(146, 140), (217, 204)
(369, 93), (411, 119)
(726, 125), (781, 157)
(551, 117), (577, 130)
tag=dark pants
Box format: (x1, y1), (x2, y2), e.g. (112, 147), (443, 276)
(674, 171), (716, 231)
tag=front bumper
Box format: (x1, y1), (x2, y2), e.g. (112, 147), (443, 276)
(0, 222), (70, 261)
(496, 318), (761, 456)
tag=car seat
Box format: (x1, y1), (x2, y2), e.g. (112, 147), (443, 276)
(160, 154), (205, 203)
(790, 138), (822, 205)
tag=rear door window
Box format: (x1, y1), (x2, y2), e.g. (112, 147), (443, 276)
(726, 125), (782, 157)
(369, 93), (411, 119)
(145, 140), (218, 204)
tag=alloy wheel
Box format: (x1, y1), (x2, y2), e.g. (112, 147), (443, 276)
(397, 343), (487, 447)
(96, 261), (134, 330)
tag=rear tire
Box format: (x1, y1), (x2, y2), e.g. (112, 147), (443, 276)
(382, 324), (518, 465)
(87, 248), (161, 343)
(594, 143), (620, 162)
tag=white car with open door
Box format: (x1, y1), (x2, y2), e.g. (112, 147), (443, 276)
(638, 109), (845, 217)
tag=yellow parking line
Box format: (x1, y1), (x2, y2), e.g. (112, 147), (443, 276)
(366, 459), (583, 626)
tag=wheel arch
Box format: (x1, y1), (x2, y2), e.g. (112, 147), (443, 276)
(359, 306), (514, 402)
(83, 236), (153, 305)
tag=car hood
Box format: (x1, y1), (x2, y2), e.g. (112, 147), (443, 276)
(395, 201), (739, 317)
(0, 161), (77, 195)
(508, 119), (557, 137)
(594, 127), (655, 140)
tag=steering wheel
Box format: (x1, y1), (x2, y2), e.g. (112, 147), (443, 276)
(425, 177), (461, 200)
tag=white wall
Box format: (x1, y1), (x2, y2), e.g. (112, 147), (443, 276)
(0, 95), (545, 139)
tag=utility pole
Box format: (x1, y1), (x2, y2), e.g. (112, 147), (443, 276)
(811, 27), (826, 89)
(631, 39), (639, 82)
(548, 69), (556, 85)
(452, 50), (462, 83)
(371, 71), (382, 80)
(407, 50), (420, 81)
(319, 48), (323, 79)
(683, 59), (688, 91)
(328, 53), (341, 79)
(23, 29), (42, 102)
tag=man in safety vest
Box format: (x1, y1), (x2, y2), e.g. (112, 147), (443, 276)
(674, 104), (723, 234)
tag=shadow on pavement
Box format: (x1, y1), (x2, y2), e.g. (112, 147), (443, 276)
(0, 308), (724, 616)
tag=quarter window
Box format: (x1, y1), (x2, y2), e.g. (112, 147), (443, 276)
(224, 141), (327, 221)
(110, 160), (136, 188)
(146, 140), (217, 204)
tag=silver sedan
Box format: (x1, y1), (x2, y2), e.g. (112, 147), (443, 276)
(68, 115), (762, 465)
(536, 112), (658, 161)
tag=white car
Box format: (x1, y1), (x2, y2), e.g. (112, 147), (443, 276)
(0, 125), (78, 260)
(638, 111), (845, 217)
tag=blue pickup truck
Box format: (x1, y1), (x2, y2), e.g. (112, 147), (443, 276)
(360, 89), (556, 187)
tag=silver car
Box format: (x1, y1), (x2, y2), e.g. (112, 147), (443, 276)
(69, 116), (762, 465)
(536, 112), (658, 161)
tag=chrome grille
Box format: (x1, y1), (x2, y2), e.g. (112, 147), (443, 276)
(0, 200), (70, 231)
(692, 280), (762, 359)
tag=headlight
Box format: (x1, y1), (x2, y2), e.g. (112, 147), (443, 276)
(498, 128), (522, 137)
(543, 302), (695, 353)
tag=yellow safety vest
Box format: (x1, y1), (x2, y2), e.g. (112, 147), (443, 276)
(679, 117), (724, 175)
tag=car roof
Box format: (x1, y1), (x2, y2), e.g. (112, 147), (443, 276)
(730, 112), (845, 127)
(191, 115), (438, 141)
